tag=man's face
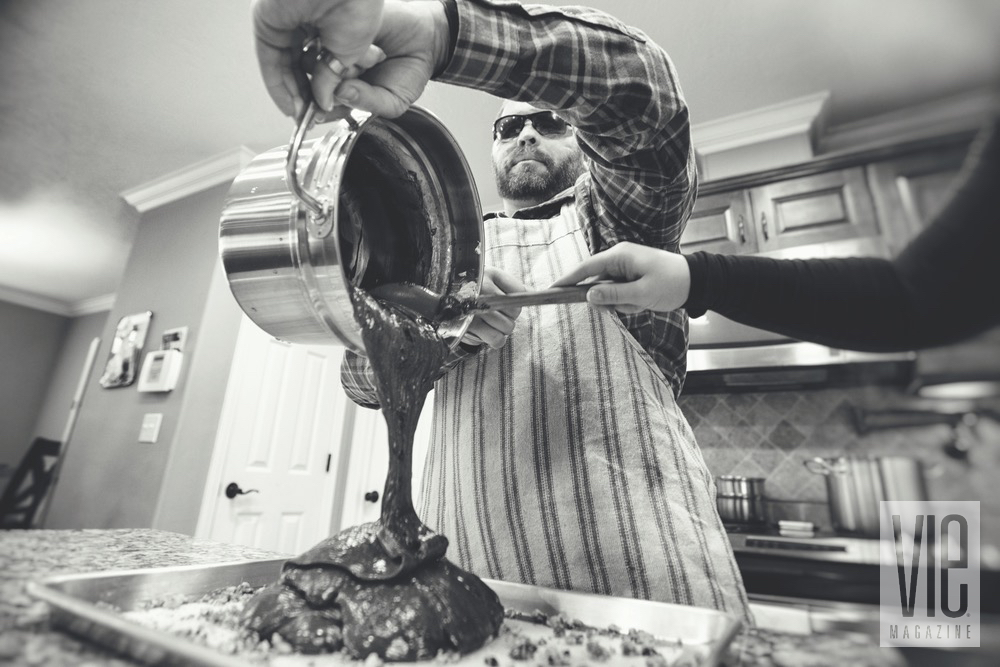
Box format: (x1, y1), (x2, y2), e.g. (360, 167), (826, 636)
(491, 101), (585, 207)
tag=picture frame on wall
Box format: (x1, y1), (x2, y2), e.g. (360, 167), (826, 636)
(99, 311), (153, 389)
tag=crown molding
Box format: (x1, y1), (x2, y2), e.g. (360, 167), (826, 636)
(0, 285), (116, 317)
(692, 91), (831, 156)
(121, 146), (257, 213)
(71, 293), (116, 316)
(0, 285), (72, 316)
(820, 88), (1000, 154)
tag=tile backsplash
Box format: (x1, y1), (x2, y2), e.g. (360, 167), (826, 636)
(678, 385), (1000, 552)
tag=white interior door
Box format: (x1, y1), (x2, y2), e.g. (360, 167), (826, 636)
(196, 315), (354, 555)
(339, 391), (433, 530)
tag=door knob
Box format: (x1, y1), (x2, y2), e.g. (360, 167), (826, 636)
(225, 482), (259, 499)
(364, 490), (379, 503)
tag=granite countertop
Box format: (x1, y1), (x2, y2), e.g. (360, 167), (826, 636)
(0, 528), (283, 666)
(0, 529), (930, 667)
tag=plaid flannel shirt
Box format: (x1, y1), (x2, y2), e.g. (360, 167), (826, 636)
(342, 0), (697, 406)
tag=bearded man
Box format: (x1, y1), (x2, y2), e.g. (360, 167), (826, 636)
(319, 0), (750, 620)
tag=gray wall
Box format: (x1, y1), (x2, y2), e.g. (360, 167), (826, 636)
(0, 300), (69, 468)
(44, 182), (242, 530)
(31, 310), (108, 444)
(151, 262), (242, 534)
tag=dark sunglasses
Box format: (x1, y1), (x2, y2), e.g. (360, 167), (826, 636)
(492, 111), (572, 141)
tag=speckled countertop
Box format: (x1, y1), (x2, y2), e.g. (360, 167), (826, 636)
(0, 529), (945, 667)
(0, 528), (282, 666)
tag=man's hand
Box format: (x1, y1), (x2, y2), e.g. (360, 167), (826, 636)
(551, 242), (692, 314)
(461, 268), (525, 350)
(252, 0), (449, 119)
(253, 0), (385, 116)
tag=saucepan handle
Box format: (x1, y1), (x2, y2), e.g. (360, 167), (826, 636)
(804, 457), (843, 476)
(286, 102), (326, 220)
(286, 101), (364, 238)
(285, 37), (372, 236)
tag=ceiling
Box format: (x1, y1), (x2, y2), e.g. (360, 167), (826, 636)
(1, 0), (998, 315)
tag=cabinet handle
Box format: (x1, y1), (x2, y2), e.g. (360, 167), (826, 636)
(737, 215), (746, 244)
(760, 212), (769, 241)
(364, 490), (380, 503)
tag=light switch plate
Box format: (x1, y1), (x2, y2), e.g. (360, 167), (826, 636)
(161, 327), (188, 353)
(139, 413), (163, 443)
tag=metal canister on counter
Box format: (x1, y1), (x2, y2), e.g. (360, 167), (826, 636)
(715, 475), (768, 525)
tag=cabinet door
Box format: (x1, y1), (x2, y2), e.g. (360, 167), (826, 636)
(748, 167), (879, 253)
(681, 190), (755, 254)
(867, 145), (968, 256)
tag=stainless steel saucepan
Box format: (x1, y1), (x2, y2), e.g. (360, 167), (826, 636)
(804, 456), (928, 537)
(218, 102), (484, 353)
(715, 475), (768, 525)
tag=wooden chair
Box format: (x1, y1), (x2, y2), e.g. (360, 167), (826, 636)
(0, 437), (61, 529)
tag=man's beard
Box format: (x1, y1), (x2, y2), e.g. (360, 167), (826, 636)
(494, 150), (584, 203)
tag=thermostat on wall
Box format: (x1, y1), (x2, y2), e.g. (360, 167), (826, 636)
(137, 349), (183, 392)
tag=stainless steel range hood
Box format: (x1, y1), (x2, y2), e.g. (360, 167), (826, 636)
(683, 310), (915, 393)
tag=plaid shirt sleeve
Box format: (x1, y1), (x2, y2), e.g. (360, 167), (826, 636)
(438, 0), (696, 395)
(438, 0), (697, 252)
(340, 345), (480, 409)
(340, 350), (380, 409)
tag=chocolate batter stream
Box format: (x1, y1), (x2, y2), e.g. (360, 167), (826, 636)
(241, 289), (503, 660)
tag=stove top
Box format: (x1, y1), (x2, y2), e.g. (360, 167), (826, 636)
(727, 528), (884, 565)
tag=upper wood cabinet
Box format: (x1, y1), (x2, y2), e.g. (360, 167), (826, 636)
(682, 190), (753, 254)
(747, 167), (879, 253)
(681, 132), (975, 259)
(683, 167), (879, 255)
(866, 144), (968, 256)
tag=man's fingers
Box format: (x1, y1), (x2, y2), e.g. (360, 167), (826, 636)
(463, 310), (517, 349)
(315, 0), (385, 63)
(462, 332), (485, 347)
(335, 78), (410, 117)
(334, 49), (434, 118)
(356, 43), (388, 69)
(251, 0), (387, 114)
(462, 325), (505, 350)
(480, 268), (525, 320)
(488, 267), (527, 294)
(477, 311), (516, 336)
(311, 45), (387, 111)
(256, 40), (301, 117)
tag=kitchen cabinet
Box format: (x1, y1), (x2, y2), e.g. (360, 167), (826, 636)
(682, 130), (976, 362)
(682, 132), (975, 260)
(867, 143), (968, 255)
(749, 167), (880, 252)
(684, 167), (879, 256)
(866, 139), (995, 398)
(680, 190), (753, 254)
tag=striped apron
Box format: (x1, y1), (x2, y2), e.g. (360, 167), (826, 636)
(418, 204), (751, 622)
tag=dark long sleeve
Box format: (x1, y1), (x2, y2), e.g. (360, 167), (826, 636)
(685, 119), (1000, 353)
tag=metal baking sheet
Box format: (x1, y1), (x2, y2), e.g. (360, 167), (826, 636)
(27, 558), (742, 666)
